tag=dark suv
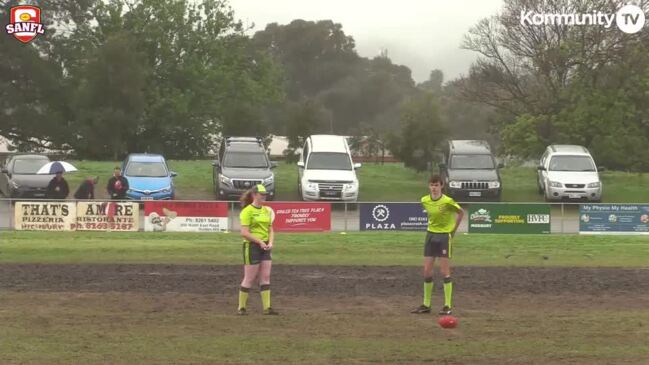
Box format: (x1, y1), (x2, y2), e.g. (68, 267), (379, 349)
(212, 137), (277, 200)
(439, 140), (503, 201)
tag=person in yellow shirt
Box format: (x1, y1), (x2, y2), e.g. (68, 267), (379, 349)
(411, 175), (464, 315)
(237, 184), (278, 315)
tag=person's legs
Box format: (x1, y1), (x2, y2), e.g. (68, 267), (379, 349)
(439, 235), (453, 314)
(239, 264), (260, 312)
(413, 233), (436, 313)
(423, 256), (435, 308)
(259, 260), (274, 313)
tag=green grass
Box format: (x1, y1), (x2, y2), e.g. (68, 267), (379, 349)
(60, 161), (649, 202)
(2, 231), (649, 267)
(1, 292), (647, 365)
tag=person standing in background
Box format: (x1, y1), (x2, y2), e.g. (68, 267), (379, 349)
(107, 167), (129, 200)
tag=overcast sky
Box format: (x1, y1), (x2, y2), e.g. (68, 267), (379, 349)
(228, 0), (504, 83)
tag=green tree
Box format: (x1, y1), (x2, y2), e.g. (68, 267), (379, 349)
(283, 99), (325, 162)
(1, 0), (283, 159)
(390, 93), (446, 172)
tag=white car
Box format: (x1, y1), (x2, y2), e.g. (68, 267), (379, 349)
(537, 145), (603, 202)
(297, 135), (361, 201)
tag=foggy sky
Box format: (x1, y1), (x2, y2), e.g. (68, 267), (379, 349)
(229, 0), (504, 83)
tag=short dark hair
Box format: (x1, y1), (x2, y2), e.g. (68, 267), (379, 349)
(114, 167), (121, 171)
(428, 175), (443, 185)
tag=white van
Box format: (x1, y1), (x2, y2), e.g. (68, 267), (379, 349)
(297, 135), (361, 201)
(537, 145), (603, 202)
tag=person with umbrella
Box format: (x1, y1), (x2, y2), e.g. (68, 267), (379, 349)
(46, 172), (69, 200)
(38, 161), (76, 200)
(74, 176), (99, 200)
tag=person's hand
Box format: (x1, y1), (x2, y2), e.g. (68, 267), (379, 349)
(266, 241), (273, 250)
(259, 241), (269, 250)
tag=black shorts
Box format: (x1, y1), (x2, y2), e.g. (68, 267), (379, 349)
(424, 232), (452, 258)
(242, 241), (272, 265)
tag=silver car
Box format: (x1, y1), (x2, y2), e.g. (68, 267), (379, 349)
(0, 154), (52, 198)
(537, 145), (603, 202)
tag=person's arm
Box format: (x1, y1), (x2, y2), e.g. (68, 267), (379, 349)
(89, 182), (94, 199)
(122, 177), (129, 191)
(46, 179), (55, 198)
(241, 226), (266, 247)
(62, 180), (69, 198)
(451, 203), (464, 237)
(266, 227), (274, 250)
(107, 178), (114, 196)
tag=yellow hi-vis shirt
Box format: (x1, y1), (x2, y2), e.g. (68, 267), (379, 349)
(421, 194), (461, 233)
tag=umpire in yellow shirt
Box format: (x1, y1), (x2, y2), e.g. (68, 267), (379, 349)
(412, 175), (464, 315)
(237, 184), (278, 315)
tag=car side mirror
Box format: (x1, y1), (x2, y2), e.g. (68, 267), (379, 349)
(353, 163), (362, 169)
(170, 171), (178, 177)
(212, 160), (220, 167)
(270, 161), (278, 169)
(497, 162), (505, 169)
(537, 165), (546, 171)
(297, 161), (305, 168)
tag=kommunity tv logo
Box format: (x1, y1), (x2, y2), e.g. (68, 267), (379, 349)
(520, 4), (646, 34)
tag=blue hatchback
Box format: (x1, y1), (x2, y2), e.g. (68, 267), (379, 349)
(122, 154), (177, 200)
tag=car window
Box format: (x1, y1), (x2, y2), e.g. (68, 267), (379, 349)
(303, 141), (309, 162)
(306, 152), (352, 170)
(450, 154), (495, 169)
(548, 156), (596, 172)
(12, 159), (49, 174)
(126, 161), (168, 177)
(224, 151), (268, 168)
(540, 150), (549, 166)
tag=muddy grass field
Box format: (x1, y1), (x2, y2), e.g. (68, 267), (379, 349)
(2, 264), (649, 365)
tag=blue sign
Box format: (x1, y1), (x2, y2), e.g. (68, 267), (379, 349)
(579, 204), (649, 234)
(360, 203), (428, 231)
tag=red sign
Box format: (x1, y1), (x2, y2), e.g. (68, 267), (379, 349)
(144, 201), (229, 232)
(6, 6), (45, 43)
(266, 202), (331, 232)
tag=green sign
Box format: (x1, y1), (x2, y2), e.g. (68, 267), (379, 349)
(468, 204), (551, 234)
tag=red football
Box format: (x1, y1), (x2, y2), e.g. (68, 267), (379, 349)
(438, 315), (458, 329)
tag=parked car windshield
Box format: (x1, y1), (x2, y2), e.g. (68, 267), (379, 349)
(307, 152), (352, 170)
(126, 162), (168, 177)
(450, 154), (494, 169)
(13, 158), (49, 174)
(224, 152), (268, 168)
(549, 156), (596, 172)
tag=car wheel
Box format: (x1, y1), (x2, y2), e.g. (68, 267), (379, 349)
(544, 188), (554, 202)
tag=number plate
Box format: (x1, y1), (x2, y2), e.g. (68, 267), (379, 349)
(568, 194), (581, 199)
(141, 197), (154, 200)
(469, 191), (482, 197)
(321, 190), (340, 197)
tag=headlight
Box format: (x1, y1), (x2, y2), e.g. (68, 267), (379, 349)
(344, 182), (357, 191)
(161, 186), (172, 193)
(587, 182), (601, 188)
(549, 181), (563, 188)
(127, 189), (133, 193)
(263, 175), (274, 185)
(448, 181), (461, 189)
(488, 181), (500, 189)
(10, 181), (20, 189)
(220, 175), (231, 185)
(305, 181), (317, 190)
